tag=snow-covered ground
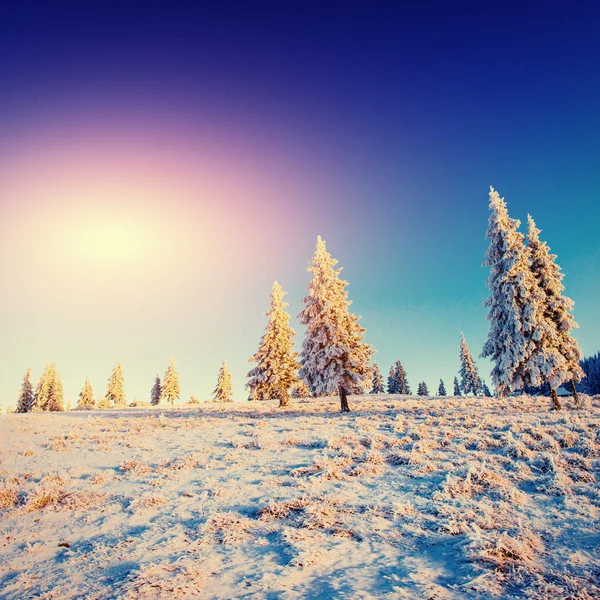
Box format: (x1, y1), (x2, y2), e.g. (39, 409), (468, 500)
(1, 394), (599, 599)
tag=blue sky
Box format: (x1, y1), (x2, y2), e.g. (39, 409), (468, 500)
(0, 3), (598, 408)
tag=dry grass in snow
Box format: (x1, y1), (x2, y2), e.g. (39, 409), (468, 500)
(0, 393), (599, 599)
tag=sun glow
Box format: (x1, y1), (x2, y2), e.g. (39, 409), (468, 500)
(75, 219), (150, 265)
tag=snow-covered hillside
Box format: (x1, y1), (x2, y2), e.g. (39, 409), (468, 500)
(1, 395), (599, 599)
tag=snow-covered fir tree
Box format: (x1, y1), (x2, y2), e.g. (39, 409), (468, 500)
(33, 363), (64, 411)
(247, 282), (300, 408)
(453, 376), (462, 397)
(387, 365), (397, 394)
(105, 362), (125, 407)
(16, 368), (35, 413)
(290, 379), (311, 399)
(370, 362), (385, 394)
(459, 333), (483, 396)
(77, 378), (95, 410)
(162, 356), (180, 406)
(97, 395), (111, 409)
(526, 215), (585, 408)
(298, 236), (373, 412)
(388, 359), (410, 395)
(396, 360), (411, 394)
(482, 382), (493, 397)
(417, 381), (429, 396)
(213, 361), (233, 402)
(150, 375), (162, 406)
(481, 187), (544, 396)
(438, 379), (446, 396)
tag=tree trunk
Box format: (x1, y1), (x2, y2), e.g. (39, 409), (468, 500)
(570, 380), (580, 407)
(339, 386), (351, 412)
(550, 387), (562, 411)
(279, 386), (290, 408)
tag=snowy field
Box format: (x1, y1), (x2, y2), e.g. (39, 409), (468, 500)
(1, 394), (599, 599)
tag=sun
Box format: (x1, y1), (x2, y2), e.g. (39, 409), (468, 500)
(75, 218), (150, 266)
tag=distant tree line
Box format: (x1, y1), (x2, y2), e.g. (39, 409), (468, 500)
(578, 353), (600, 395)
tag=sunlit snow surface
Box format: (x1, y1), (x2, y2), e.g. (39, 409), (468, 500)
(1, 394), (599, 599)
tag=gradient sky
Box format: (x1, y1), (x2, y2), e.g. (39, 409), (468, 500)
(1, 3), (599, 410)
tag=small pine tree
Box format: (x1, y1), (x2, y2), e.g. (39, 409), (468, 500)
(97, 395), (111, 409)
(482, 382), (493, 397)
(162, 356), (181, 406)
(388, 360), (410, 394)
(150, 375), (162, 406)
(396, 360), (411, 394)
(370, 362), (385, 394)
(77, 378), (95, 410)
(247, 282), (301, 408)
(453, 376), (462, 397)
(438, 379), (446, 396)
(105, 362), (126, 407)
(213, 361), (233, 402)
(298, 237), (373, 412)
(33, 363), (64, 411)
(16, 368), (35, 413)
(417, 381), (429, 396)
(387, 365), (397, 394)
(459, 333), (483, 396)
(291, 379), (311, 399)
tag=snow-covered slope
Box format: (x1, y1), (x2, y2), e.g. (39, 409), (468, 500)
(1, 394), (599, 599)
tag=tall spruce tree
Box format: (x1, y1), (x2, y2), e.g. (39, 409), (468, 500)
(105, 362), (126, 407)
(33, 363), (64, 412)
(298, 237), (373, 412)
(481, 187), (543, 396)
(453, 376), (462, 397)
(247, 282), (301, 408)
(150, 376), (162, 406)
(162, 356), (181, 406)
(438, 379), (447, 396)
(213, 361), (233, 402)
(77, 378), (95, 410)
(526, 215), (585, 408)
(370, 362), (385, 394)
(16, 368), (35, 413)
(459, 333), (483, 396)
